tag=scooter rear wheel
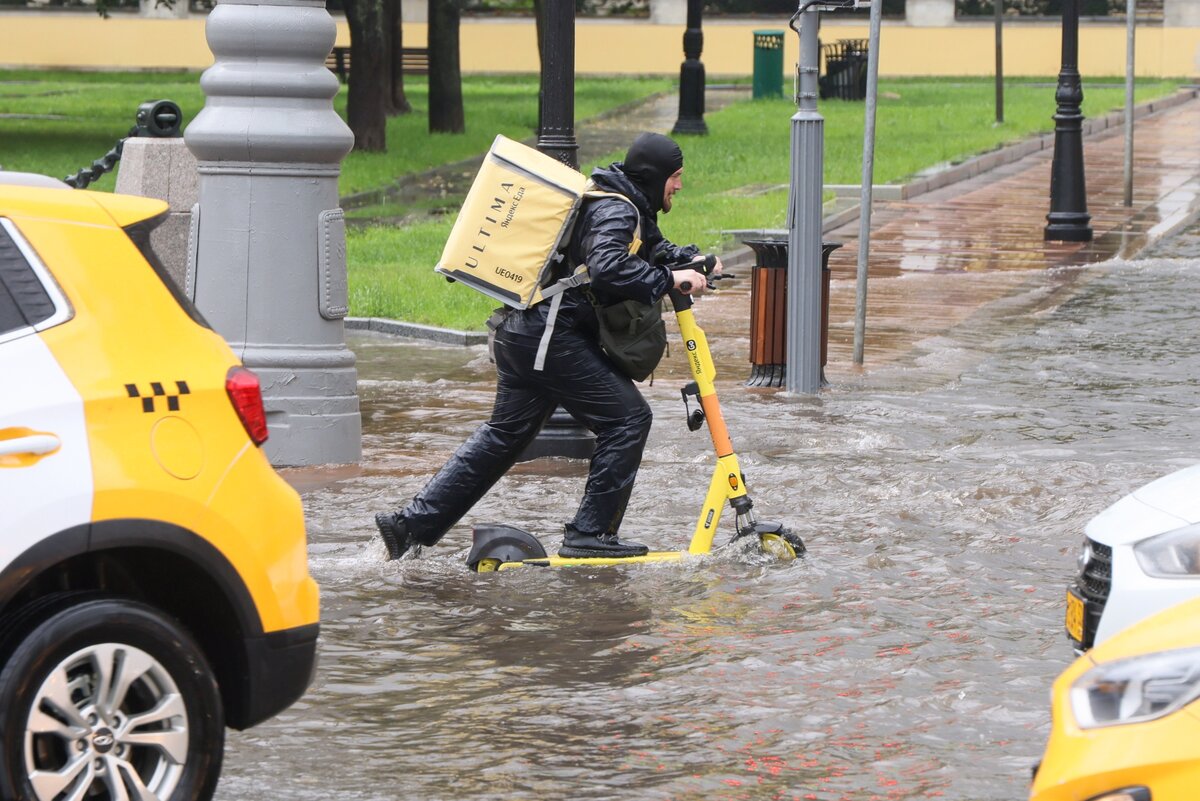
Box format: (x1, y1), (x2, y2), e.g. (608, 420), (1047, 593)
(467, 524), (548, 572)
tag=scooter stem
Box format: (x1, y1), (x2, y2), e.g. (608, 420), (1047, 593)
(668, 287), (752, 554)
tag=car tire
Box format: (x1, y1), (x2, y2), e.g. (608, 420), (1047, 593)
(0, 595), (224, 801)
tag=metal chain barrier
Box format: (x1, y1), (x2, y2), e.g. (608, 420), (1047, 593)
(65, 100), (184, 189)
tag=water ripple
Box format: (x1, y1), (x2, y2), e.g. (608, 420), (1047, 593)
(220, 250), (1200, 800)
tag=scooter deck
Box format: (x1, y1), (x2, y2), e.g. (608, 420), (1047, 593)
(496, 550), (692, 570)
(466, 284), (805, 574)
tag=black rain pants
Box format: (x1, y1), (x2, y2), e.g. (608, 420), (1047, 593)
(401, 309), (653, 546)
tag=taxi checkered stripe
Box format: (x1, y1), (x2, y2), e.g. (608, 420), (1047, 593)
(125, 380), (190, 414)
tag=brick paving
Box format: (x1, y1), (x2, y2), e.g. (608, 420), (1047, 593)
(350, 88), (1200, 382)
(695, 94), (1200, 378)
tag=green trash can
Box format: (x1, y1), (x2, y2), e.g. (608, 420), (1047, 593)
(752, 30), (784, 100)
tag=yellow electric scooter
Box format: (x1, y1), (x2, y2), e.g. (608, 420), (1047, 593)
(465, 264), (806, 572)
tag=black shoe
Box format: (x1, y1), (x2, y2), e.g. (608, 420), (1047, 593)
(374, 512), (417, 560)
(557, 526), (649, 559)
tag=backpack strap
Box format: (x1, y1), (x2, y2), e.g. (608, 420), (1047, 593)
(532, 189), (641, 373)
(582, 187), (642, 253)
(533, 266), (590, 372)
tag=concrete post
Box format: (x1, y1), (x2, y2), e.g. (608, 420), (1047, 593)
(786, 9), (824, 395)
(401, 0), (427, 23)
(1164, 0), (1200, 27)
(906, 0), (955, 26)
(650, 0), (687, 25)
(114, 138), (197, 293)
(185, 0), (361, 467)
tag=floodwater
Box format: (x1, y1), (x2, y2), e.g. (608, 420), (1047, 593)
(219, 234), (1200, 801)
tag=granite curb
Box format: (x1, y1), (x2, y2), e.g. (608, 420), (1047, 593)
(346, 316), (489, 346)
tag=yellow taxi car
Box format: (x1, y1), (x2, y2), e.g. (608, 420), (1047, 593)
(1030, 594), (1200, 801)
(0, 174), (319, 801)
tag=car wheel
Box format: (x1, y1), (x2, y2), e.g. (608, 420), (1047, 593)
(0, 596), (224, 801)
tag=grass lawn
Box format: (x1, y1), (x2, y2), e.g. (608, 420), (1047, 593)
(0, 70), (1183, 331)
(0, 70), (206, 192)
(0, 69), (671, 194)
(349, 76), (1183, 330)
(337, 74), (674, 196)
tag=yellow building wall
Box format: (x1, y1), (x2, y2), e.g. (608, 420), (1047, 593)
(0, 14), (1196, 78)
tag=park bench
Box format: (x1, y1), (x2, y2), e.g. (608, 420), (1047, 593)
(326, 46), (430, 84)
(818, 39), (868, 101)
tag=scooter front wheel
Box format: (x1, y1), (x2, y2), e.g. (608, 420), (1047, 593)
(759, 532), (799, 561)
(474, 558), (502, 573)
(751, 522), (805, 561)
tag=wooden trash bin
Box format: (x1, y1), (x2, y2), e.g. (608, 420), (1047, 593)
(743, 238), (842, 388)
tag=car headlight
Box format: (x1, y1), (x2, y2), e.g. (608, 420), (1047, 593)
(1133, 522), (1200, 577)
(1071, 645), (1200, 728)
(1077, 537), (1093, 573)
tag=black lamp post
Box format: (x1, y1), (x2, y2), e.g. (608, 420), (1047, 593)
(521, 0), (594, 461)
(536, 0), (579, 168)
(672, 0), (707, 135)
(1044, 0), (1093, 242)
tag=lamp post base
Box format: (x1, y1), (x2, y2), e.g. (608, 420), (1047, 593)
(671, 117), (708, 136)
(517, 408), (595, 462)
(1044, 213), (1093, 242)
(672, 59), (706, 135)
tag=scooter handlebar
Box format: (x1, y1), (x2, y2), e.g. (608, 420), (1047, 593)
(678, 273), (734, 293)
(671, 254), (734, 307)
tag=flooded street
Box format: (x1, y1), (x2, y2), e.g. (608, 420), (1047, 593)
(219, 238), (1200, 800)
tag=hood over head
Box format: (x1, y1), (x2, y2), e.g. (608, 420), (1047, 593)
(620, 132), (683, 214)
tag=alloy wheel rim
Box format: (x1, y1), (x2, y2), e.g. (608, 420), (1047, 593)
(23, 642), (189, 801)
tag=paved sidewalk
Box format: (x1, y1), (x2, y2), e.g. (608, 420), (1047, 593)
(702, 93), (1200, 376)
(349, 87), (1200, 380)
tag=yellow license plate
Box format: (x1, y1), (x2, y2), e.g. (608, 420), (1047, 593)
(1065, 589), (1086, 644)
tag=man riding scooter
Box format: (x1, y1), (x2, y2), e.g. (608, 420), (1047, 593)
(373, 132), (720, 560)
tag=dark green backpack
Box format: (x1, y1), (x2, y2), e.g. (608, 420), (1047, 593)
(591, 295), (667, 382)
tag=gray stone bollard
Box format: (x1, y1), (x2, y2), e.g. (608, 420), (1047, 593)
(650, 0), (686, 25)
(905, 0), (955, 27)
(185, 0), (361, 467)
(1164, 0), (1200, 27)
(114, 138), (197, 293)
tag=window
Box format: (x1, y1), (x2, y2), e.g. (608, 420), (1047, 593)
(0, 221), (59, 340)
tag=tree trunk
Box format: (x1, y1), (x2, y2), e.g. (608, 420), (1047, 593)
(385, 0), (412, 115)
(344, 0), (389, 152)
(428, 0), (465, 134)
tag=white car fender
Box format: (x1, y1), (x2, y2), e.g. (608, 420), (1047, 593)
(0, 333), (93, 569)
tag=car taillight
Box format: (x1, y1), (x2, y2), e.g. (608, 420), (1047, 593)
(225, 367), (269, 446)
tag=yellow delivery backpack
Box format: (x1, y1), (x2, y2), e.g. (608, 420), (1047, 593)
(436, 134), (644, 374)
(436, 134), (590, 309)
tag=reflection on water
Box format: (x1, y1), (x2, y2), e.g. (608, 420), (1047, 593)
(221, 245), (1200, 800)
